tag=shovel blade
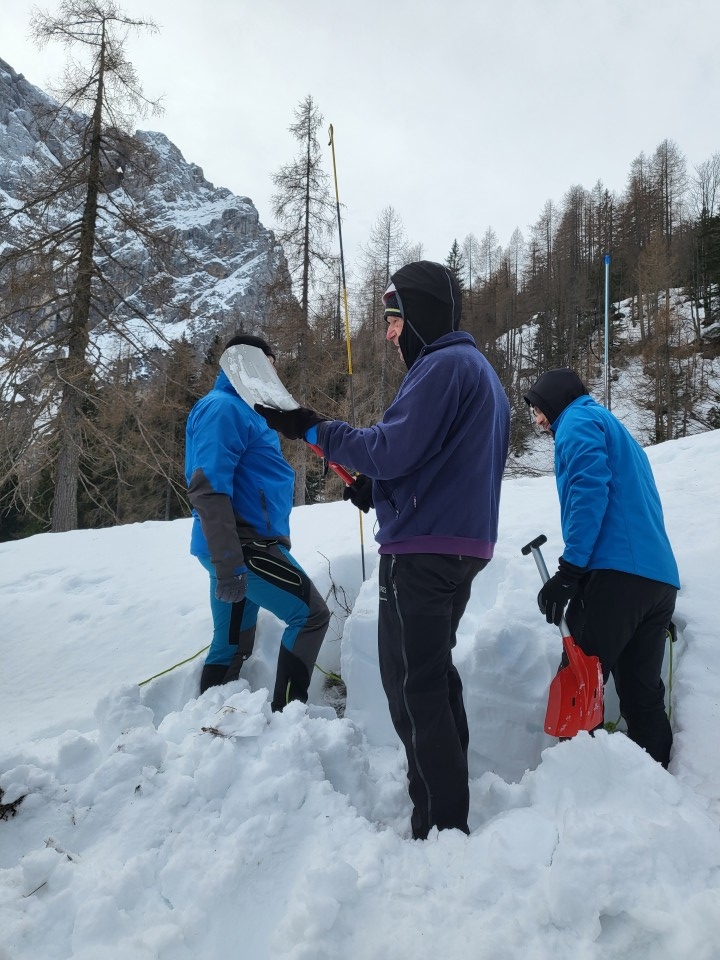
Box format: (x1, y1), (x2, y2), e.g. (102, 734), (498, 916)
(220, 344), (299, 411)
(545, 664), (585, 737)
(544, 636), (604, 738)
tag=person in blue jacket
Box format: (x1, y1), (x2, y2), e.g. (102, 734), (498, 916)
(256, 261), (511, 840)
(524, 368), (679, 768)
(185, 333), (330, 708)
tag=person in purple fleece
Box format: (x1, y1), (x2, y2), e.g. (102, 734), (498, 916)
(256, 261), (510, 839)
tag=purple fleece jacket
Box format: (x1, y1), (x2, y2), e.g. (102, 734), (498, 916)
(317, 331), (510, 557)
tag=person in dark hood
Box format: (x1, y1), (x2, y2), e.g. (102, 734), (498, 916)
(255, 261), (511, 839)
(524, 368), (679, 768)
(185, 333), (330, 708)
(383, 259), (462, 369)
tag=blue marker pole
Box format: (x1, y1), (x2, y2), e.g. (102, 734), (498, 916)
(604, 254), (611, 410)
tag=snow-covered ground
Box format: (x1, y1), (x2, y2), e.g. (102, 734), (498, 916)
(1, 429), (719, 960)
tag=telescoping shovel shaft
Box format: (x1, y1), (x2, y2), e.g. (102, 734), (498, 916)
(306, 442), (354, 486)
(521, 534), (604, 737)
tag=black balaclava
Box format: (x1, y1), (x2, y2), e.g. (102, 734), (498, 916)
(383, 261), (462, 369)
(223, 333), (275, 360)
(524, 369), (589, 428)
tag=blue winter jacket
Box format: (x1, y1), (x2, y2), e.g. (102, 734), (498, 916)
(185, 371), (295, 577)
(317, 332), (510, 557)
(553, 395), (680, 588)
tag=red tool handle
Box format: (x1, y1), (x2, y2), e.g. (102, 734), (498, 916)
(306, 442), (354, 486)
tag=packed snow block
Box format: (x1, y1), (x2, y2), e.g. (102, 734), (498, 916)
(94, 684), (156, 752)
(341, 563), (556, 776)
(19, 847), (65, 898)
(204, 689), (269, 738)
(341, 571), (396, 747)
(460, 620), (554, 783)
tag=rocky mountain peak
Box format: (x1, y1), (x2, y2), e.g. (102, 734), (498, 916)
(0, 56), (288, 358)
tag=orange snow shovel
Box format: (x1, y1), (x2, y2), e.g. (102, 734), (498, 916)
(521, 535), (604, 737)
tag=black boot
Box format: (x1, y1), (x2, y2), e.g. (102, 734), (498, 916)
(222, 625), (256, 684)
(200, 663), (231, 695)
(271, 645), (311, 712)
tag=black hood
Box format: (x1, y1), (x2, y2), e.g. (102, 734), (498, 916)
(524, 369), (589, 427)
(390, 261), (462, 369)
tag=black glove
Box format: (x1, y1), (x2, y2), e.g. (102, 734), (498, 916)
(342, 474), (374, 513)
(254, 404), (328, 440)
(537, 558), (586, 625)
(215, 572), (248, 604)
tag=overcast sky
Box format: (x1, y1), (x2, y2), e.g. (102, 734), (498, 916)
(4, 0), (720, 273)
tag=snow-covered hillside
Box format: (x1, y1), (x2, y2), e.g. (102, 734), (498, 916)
(505, 294), (720, 477)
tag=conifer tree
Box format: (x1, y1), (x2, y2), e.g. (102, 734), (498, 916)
(270, 95), (337, 504)
(445, 239), (466, 289)
(0, 1), (162, 532)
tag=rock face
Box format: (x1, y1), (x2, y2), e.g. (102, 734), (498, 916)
(0, 56), (288, 358)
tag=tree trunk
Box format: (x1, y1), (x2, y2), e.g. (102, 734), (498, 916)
(51, 34), (105, 531)
(51, 389), (82, 530)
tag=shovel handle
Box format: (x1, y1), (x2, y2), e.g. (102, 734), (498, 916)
(306, 442), (354, 486)
(520, 534), (570, 637)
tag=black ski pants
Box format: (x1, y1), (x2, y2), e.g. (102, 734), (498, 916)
(378, 553), (487, 840)
(565, 570), (677, 768)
